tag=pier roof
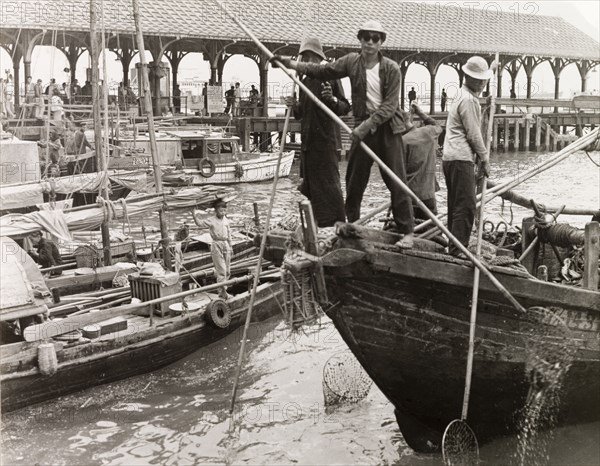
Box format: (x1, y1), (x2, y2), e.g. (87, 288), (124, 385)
(0, 0), (598, 61)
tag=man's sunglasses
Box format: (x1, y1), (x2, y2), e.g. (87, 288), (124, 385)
(360, 32), (382, 43)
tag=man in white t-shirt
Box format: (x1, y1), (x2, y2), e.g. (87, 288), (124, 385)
(276, 20), (414, 247)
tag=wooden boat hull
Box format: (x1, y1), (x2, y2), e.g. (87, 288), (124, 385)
(323, 238), (600, 452)
(1, 282), (282, 412)
(184, 151), (295, 185)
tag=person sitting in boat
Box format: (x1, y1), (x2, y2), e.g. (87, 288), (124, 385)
(28, 231), (63, 274)
(402, 102), (443, 222)
(193, 199), (232, 300)
(442, 56), (492, 257)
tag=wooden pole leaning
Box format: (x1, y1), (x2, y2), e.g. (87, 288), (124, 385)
(131, 0), (172, 270)
(212, 0), (525, 314)
(462, 52), (499, 421)
(228, 105), (294, 423)
(90, 0), (112, 265)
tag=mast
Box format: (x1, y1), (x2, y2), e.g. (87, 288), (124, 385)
(131, 0), (172, 269)
(89, 0), (112, 265)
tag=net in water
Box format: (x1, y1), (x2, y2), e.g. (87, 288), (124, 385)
(322, 351), (373, 406)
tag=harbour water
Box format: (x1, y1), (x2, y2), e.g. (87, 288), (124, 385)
(1, 149), (599, 465)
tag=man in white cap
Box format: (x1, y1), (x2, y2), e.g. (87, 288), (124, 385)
(442, 55), (492, 257)
(274, 20), (414, 248)
(288, 37), (350, 227)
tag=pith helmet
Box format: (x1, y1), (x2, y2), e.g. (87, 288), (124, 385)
(462, 56), (493, 80)
(299, 37), (326, 60)
(358, 20), (387, 41)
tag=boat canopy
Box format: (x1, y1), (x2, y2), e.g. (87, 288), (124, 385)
(0, 237), (51, 321)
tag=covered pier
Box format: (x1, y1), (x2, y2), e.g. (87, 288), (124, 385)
(1, 0), (598, 152)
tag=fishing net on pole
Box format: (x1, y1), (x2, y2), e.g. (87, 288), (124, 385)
(514, 306), (578, 466)
(441, 419), (479, 466)
(322, 351), (373, 406)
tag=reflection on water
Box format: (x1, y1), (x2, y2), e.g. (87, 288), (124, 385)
(1, 150), (598, 465)
(3, 317), (598, 465)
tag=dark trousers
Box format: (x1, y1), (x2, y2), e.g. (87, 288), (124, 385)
(300, 148), (346, 228)
(345, 124), (414, 234)
(414, 197), (437, 222)
(443, 160), (476, 255)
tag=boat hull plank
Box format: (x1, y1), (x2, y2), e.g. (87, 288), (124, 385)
(1, 284), (282, 412)
(323, 241), (600, 452)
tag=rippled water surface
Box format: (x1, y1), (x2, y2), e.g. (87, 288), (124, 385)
(1, 149), (599, 465)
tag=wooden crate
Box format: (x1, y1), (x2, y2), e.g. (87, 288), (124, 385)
(129, 272), (182, 317)
(73, 241), (136, 268)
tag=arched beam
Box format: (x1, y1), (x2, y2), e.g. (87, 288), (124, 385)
(397, 51), (422, 109)
(576, 60), (600, 93)
(202, 40), (237, 84)
(425, 52), (457, 114)
(519, 56), (544, 98)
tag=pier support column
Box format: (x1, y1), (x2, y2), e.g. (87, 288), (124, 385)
(24, 60), (31, 83)
(259, 53), (269, 118)
(496, 61), (503, 97)
(116, 46), (136, 87)
(577, 60), (592, 93)
(400, 61), (409, 110)
(549, 58), (569, 113)
(524, 117), (531, 151)
(12, 51), (22, 108)
(429, 70), (436, 114)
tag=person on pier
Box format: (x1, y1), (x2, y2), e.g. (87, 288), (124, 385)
(273, 20), (414, 248)
(442, 56), (492, 257)
(288, 37), (350, 228)
(441, 88), (447, 112)
(193, 199), (233, 300)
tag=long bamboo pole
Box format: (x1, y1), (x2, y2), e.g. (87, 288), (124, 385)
(462, 52), (498, 421)
(131, 0), (172, 270)
(89, 0), (112, 265)
(229, 105), (293, 422)
(213, 0), (525, 314)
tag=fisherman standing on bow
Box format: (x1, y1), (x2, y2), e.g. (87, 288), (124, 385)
(288, 37), (350, 228)
(193, 199), (233, 300)
(442, 56), (492, 257)
(274, 20), (414, 248)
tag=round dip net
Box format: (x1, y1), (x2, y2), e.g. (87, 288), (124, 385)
(442, 419), (479, 466)
(322, 351), (373, 406)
